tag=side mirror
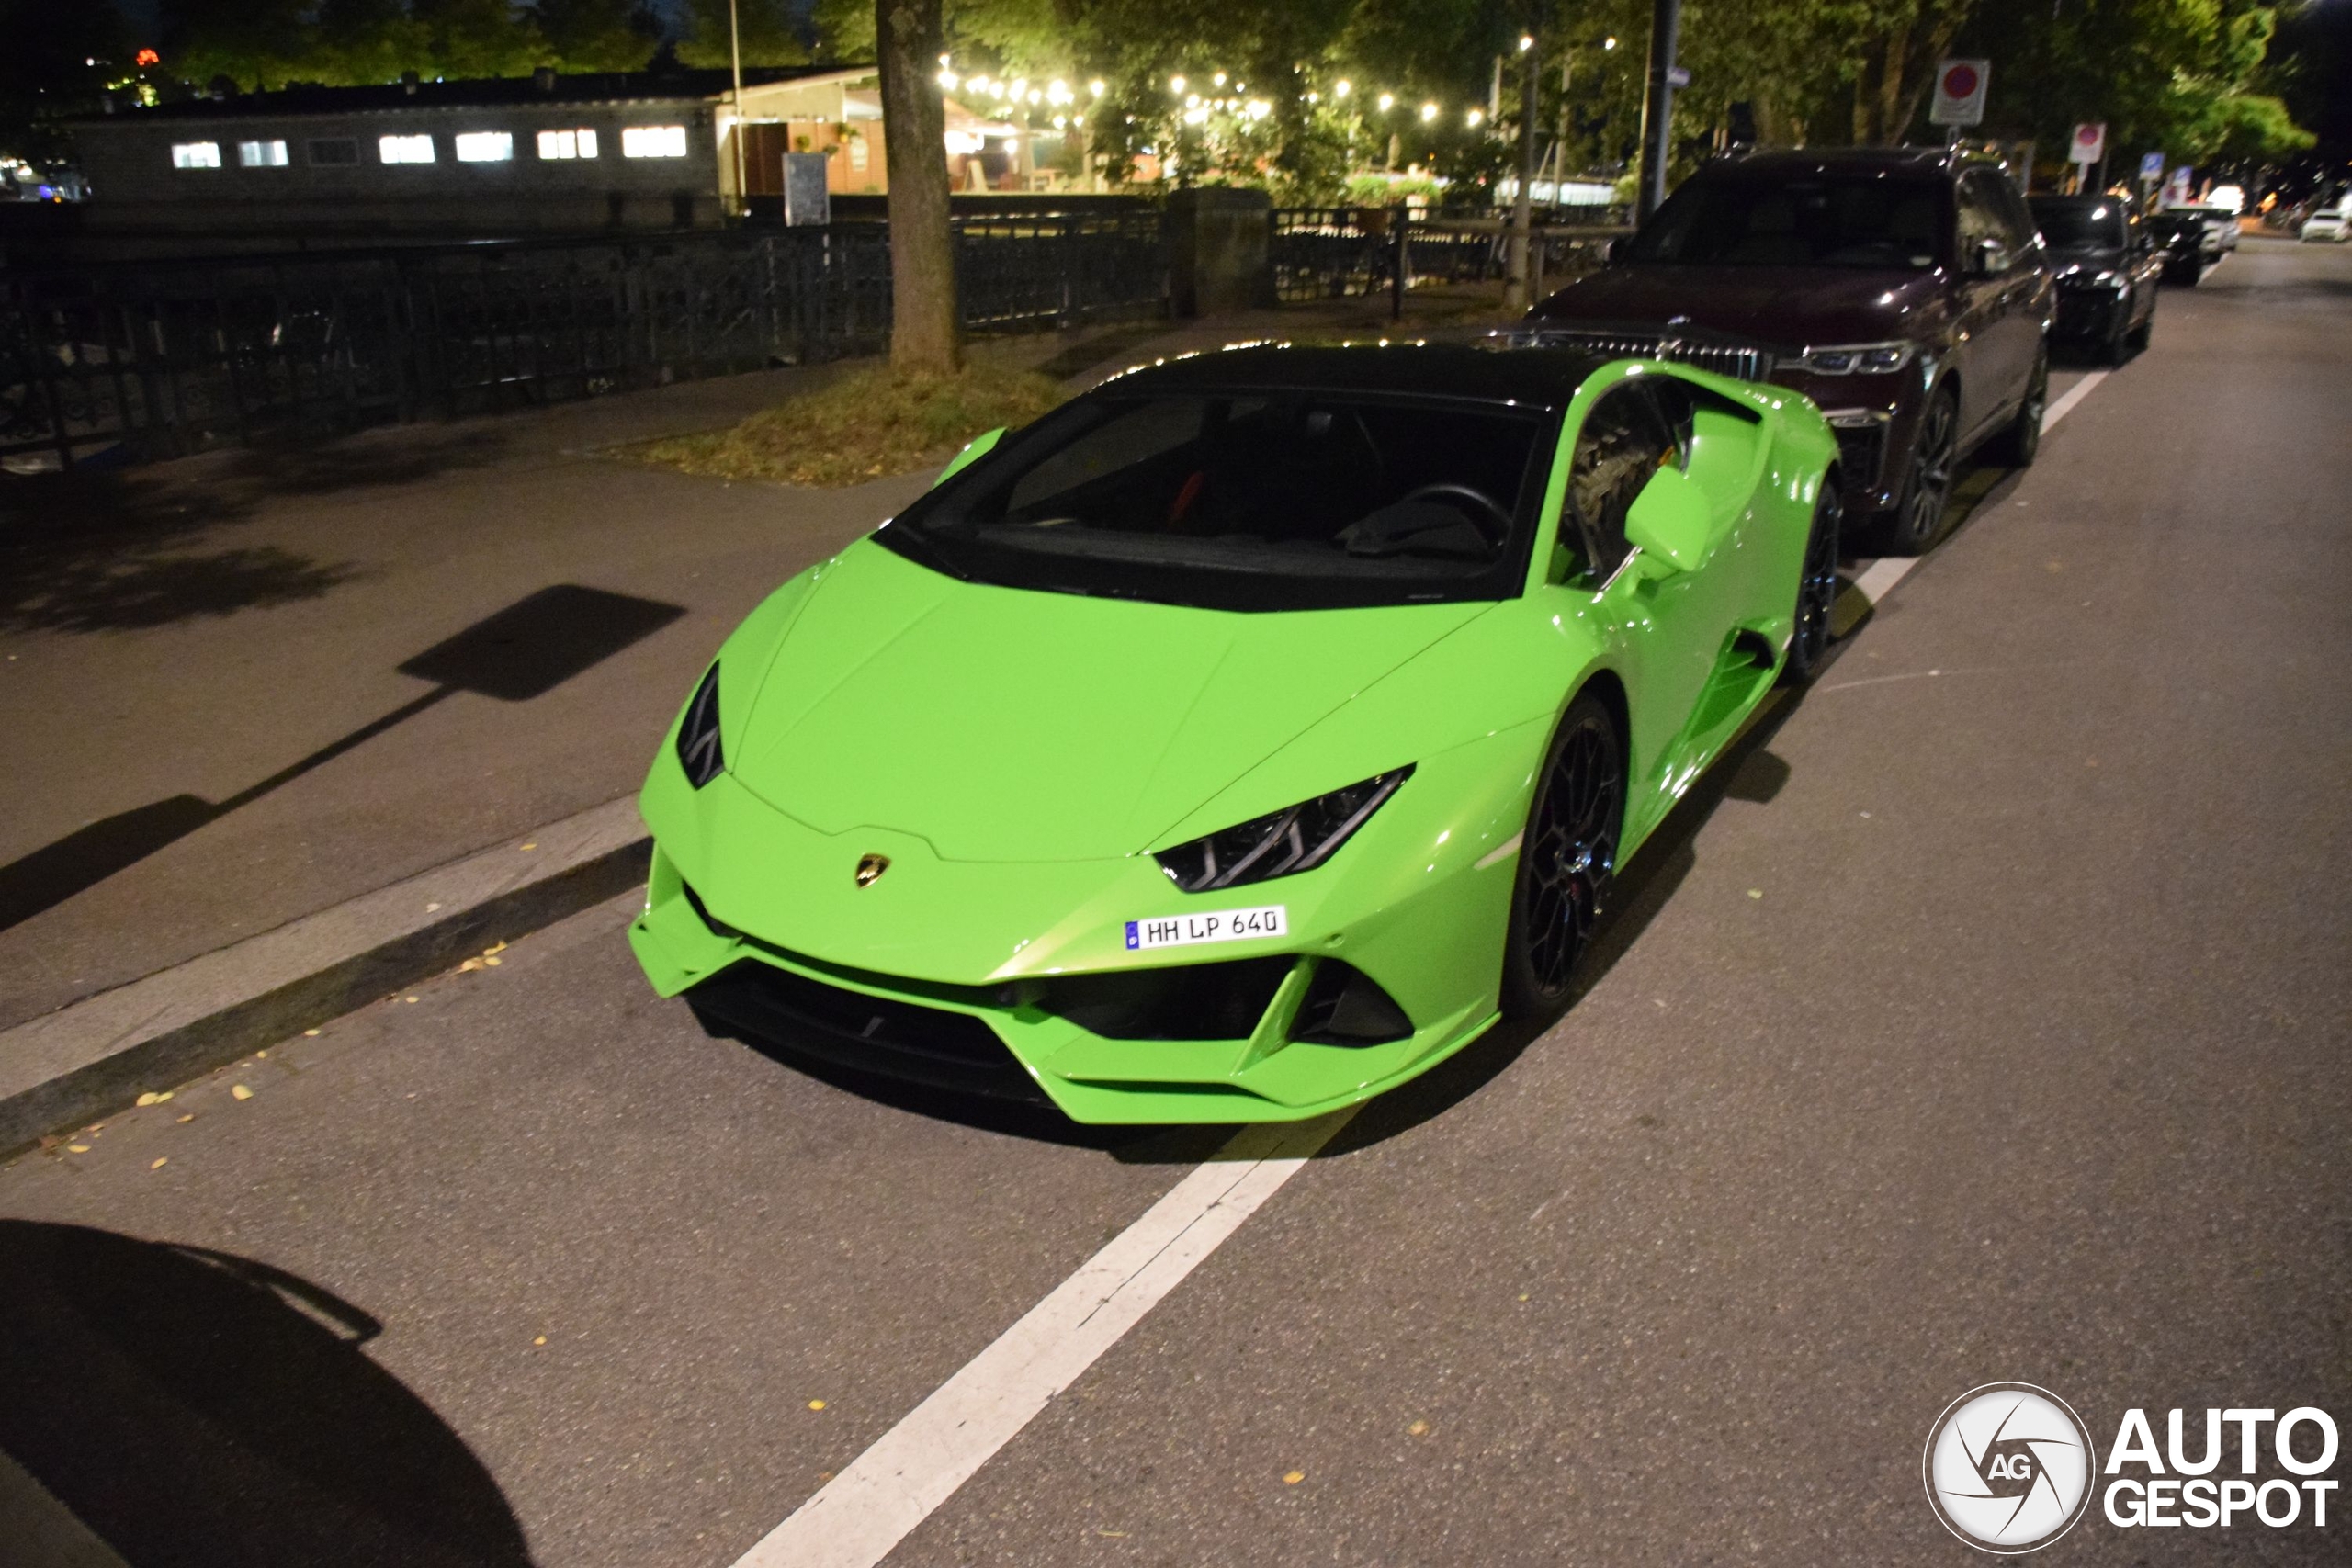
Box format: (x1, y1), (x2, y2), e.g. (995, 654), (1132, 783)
(933, 425), (1004, 487)
(1964, 236), (2006, 276)
(1623, 466), (1710, 576)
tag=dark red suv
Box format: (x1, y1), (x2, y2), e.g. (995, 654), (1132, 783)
(1507, 148), (2053, 553)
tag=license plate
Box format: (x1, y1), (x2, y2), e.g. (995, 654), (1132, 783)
(1124, 905), (1287, 952)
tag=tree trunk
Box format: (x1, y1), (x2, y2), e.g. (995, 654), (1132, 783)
(876, 0), (960, 374)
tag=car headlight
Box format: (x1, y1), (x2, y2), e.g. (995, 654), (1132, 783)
(676, 663), (724, 788)
(1785, 342), (1914, 376)
(1155, 768), (1413, 892)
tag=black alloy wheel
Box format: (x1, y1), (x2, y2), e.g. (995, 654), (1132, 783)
(1500, 695), (1624, 1017)
(1886, 384), (1958, 556)
(1781, 484), (1842, 686)
(2129, 301), (2155, 353)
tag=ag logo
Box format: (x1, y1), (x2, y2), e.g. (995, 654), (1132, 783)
(854, 852), (889, 888)
(1924, 1383), (2097, 1553)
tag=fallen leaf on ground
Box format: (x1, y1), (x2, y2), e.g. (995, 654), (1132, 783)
(425, 901), (442, 913)
(150, 1157), (168, 1170)
(232, 1084), (254, 1100)
(458, 958), (483, 972)
(1283, 1471), (1306, 1485)
(177, 1114), (195, 1123)
(483, 956), (502, 967)
(1747, 889), (1763, 899)
(65, 1144), (89, 1154)
(304, 1028), (321, 1036)
(1408, 1420), (1430, 1437)
(483, 941), (508, 956)
(808, 1399), (827, 1411)
(404, 995), (419, 1003)
(520, 842), (537, 852)
(137, 1092), (162, 1107)
(534, 1336), (548, 1347)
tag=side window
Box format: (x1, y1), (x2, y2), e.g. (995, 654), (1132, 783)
(1957, 172), (2016, 271)
(1987, 174), (2039, 254)
(1567, 383), (1681, 582)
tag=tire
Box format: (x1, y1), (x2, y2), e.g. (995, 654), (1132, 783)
(2103, 305), (2132, 366)
(1781, 483), (1842, 687)
(1499, 694), (1624, 1021)
(2128, 305), (2154, 353)
(1988, 345), (2048, 469)
(1882, 383), (1958, 556)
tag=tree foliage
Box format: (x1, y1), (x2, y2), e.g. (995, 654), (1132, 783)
(0, 0), (131, 167)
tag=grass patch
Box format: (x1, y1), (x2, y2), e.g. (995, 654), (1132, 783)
(638, 360), (1067, 487)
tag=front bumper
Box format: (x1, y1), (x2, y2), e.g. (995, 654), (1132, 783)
(2052, 285), (2130, 339)
(629, 751), (1532, 1123)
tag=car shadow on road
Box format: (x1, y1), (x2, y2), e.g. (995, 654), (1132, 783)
(0, 1220), (534, 1568)
(1329, 677), (1823, 1154)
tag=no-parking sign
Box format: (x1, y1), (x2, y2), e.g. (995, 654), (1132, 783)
(2070, 122), (2107, 164)
(1930, 59), (1989, 127)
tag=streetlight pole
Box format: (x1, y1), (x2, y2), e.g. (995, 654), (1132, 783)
(1635, 0), (1681, 221)
(1506, 33), (1539, 313)
(728, 0), (747, 218)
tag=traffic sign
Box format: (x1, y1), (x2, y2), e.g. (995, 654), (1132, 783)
(2069, 122), (2107, 164)
(1666, 64), (1690, 88)
(2139, 151), (2165, 183)
(1930, 59), (1989, 127)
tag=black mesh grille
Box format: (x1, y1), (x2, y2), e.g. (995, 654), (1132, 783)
(687, 960), (1047, 1104)
(1034, 957), (1294, 1042)
(1830, 423), (1886, 488)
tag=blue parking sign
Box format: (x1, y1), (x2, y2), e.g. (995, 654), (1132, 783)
(2139, 151), (2165, 182)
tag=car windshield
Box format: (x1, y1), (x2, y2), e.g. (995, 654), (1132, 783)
(2031, 201), (2125, 248)
(1627, 175), (1945, 269)
(876, 389), (1555, 612)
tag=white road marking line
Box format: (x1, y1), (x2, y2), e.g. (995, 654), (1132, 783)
(2041, 369), (2108, 433)
(1853, 556), (1917, 603)
(1846, 369), (2111, 610)
(733, 1109), (1360, 1568)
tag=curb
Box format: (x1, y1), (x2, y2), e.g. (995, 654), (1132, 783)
(0, 795), (650, 1158)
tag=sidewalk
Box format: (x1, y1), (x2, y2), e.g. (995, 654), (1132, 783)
(0, 285), (1519, 1036)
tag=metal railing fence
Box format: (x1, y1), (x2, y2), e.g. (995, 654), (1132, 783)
(2, 216), (1168, 470)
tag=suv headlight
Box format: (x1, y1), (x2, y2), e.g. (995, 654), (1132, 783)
(1784, 342), (1915, 376)
(1155, 768), (1412, 892)
(676, 664), (725, 788)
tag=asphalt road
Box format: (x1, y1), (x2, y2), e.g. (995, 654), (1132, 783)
(3, 238), (2346, 1567)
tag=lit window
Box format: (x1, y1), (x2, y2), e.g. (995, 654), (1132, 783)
(237, 139), (288, 167)
(536, 128), (599, 160)
(171, 141), (221, 169)
(454, 130), (514, 163)
(379, 134), (435, 164)
(621, 125), (688, 158)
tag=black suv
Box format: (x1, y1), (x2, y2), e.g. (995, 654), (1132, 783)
(1509, 148), (2054, 553)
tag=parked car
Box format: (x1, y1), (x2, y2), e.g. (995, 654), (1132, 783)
(630, 345), (1842, 1123)
(2028, 194), (2161, 363)
(2165, 202), (2240, 259)
(2144, 210), (2212, 283)
(2301, 197), (2352, 243)
(1509, 147), (2052, 554)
